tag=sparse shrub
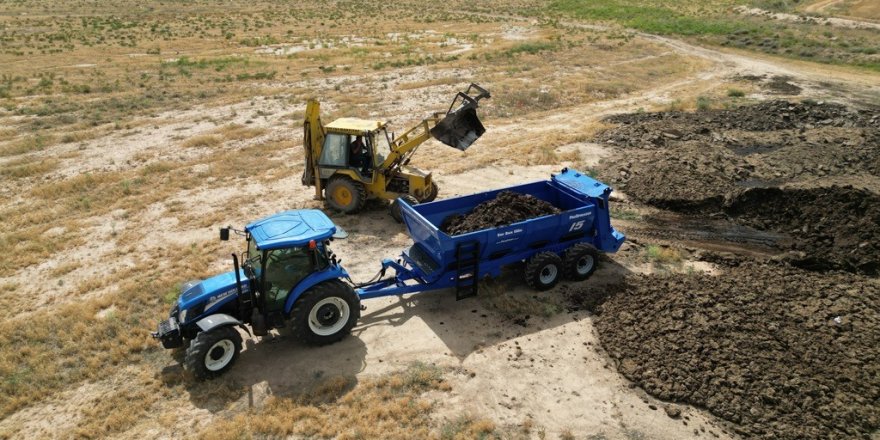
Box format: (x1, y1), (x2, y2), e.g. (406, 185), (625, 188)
(645, 244), (683, 265)
(696, 95), (712, 110)
(727, 88), (745, 97)
(181, 134), (221, 148)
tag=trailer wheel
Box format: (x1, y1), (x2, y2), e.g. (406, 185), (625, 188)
(563, 243), (600, 281)
(184, 326), (242, 380)
(326, 176), (366, 214)
(420, 182), (439, 203)
(524, 252), (563, 291)
(389, 195), (419, 223)
(291, 280), (360, 345)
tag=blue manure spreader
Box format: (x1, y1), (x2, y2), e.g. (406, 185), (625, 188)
(153, 168), (625, 378)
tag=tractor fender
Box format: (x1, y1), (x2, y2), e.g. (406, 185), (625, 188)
(283, 266), (350, 315)
(196, 314), (242, 333)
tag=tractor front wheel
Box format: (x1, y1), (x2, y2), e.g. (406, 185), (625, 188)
(184, 326), (242, 380)
(291, 280), (360, 345)
(325, 176), (366, 214)
(524, 252), (562, 291)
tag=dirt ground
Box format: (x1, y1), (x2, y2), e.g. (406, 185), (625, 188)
(1, 1), (880, 439)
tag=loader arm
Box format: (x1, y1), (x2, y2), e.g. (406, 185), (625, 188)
(302, 99), (325, 199)
(380, 113), (445, 173)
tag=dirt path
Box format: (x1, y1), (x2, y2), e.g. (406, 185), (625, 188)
(804, 0), (846, 13)
(736, 6), (880, 31)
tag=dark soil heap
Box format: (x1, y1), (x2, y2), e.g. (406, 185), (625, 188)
(441, 191), (560, 235)
(580, 263), (880, 440)
(599, 101), (880, 207)
(596, 100), (880, 275)
(725, 186), (880, 275)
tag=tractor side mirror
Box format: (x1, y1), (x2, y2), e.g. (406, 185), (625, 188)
(219, 227), (230, 241)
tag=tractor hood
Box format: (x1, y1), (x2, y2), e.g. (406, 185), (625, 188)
(178, 270), (250, 316)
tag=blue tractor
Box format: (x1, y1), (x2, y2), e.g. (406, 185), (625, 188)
(152, 210), (359, 379)
(153, 168), (625, 379)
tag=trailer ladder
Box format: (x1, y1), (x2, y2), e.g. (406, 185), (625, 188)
(455, 241), (480, 300)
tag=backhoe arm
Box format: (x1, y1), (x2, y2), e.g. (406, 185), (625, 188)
(302, 99), (325, 199)
(380, 112), (444, 171)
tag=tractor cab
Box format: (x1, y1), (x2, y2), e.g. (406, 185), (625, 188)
(318, 117), (391, 181)
(240, 210), (341, 326)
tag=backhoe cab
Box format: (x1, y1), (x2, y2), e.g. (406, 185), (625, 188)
(301, 83), (490, 221)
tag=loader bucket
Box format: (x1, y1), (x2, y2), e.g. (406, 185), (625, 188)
(430, 106), (485, 151)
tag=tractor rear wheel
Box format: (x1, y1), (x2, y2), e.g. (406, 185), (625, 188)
(563, 243), (600, 281)
(524, 252), (562, 291)
(389, 194), (419, 223)
(184, 326), (242, 380)
(326, 176), (366, 214)
(420, 182), (439, 203)
(291, 280), (360, 345)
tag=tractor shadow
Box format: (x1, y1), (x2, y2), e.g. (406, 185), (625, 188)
(161, 331), (367, 412)
(354, 255), (631, 361)
(161, 256), (629, 411)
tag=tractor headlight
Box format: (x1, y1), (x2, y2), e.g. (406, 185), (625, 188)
(178, 308), (188, 324)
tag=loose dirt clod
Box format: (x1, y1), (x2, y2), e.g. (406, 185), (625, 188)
(441, 191), (560, 235)
(580, 263), (880, 440)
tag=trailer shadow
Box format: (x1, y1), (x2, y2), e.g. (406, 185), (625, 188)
(162, 332), (368, 412)
(355, 255), (631, 361)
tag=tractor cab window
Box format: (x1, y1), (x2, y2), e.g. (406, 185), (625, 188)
(319, 134), (348, 167)
(264, 247), (313, 311)
(374, 128), (392, 166)
(245, 237), (262, 277)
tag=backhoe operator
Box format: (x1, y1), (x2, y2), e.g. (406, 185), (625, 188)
(350, 135), (369, 175)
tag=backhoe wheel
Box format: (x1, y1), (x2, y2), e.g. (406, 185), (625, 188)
(563, 243), (600, 281)
(420, 182), (439, 203)
(291, 280), (360, 346)
(389, 195), (419, 223)
(184, 326), (242, 380)
(524, 252), (563, 291)
(325, 176), (366, 214)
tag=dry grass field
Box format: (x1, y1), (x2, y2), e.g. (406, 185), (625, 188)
(0, 0), (877, 439)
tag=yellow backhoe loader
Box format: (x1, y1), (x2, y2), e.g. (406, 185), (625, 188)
(301, 84), (490, 221)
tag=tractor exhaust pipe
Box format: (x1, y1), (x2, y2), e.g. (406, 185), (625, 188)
(232, 253), (244, 299)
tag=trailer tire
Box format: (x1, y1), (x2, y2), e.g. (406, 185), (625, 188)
(184, 326), (242, 380)
(420, 182), (439, 203)
(326, 176), (366, 214)
(291, 280), (360, 345)
(524, 252), (562, 291)
(389, 195), (419, 223)
(563, 243), (600, 281)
